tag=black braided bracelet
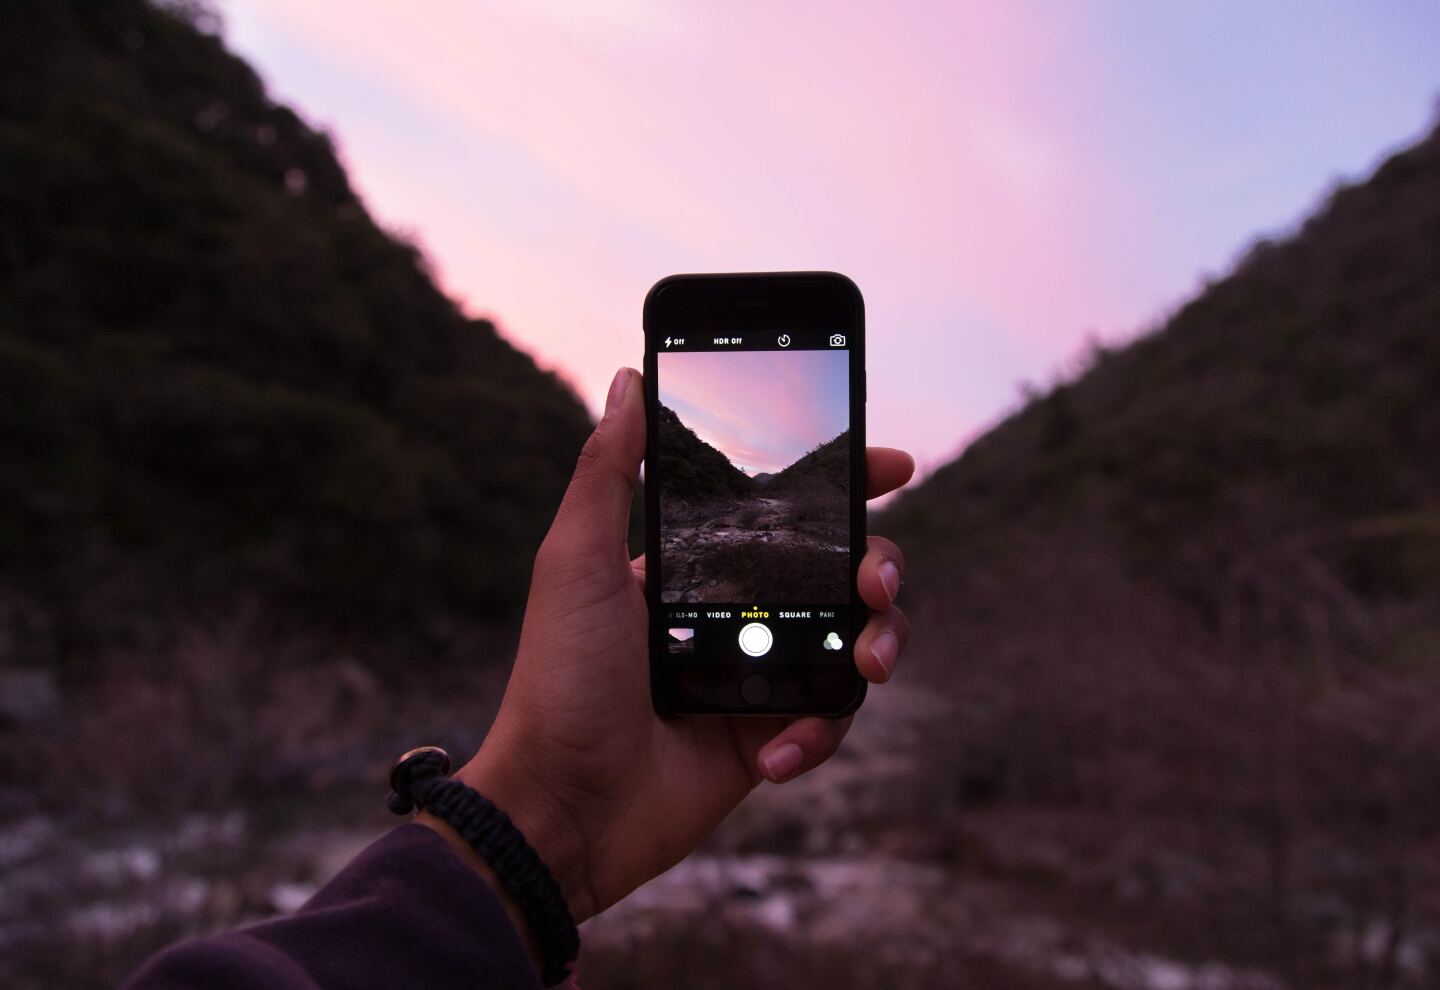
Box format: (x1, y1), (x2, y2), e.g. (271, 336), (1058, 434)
(387, 746), (580, 987)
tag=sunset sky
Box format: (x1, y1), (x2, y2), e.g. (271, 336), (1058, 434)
(219, 1), (1440, 476)
(659, 349), (849, 476)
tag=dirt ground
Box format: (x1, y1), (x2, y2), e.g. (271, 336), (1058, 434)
(660, 493), (848, 603)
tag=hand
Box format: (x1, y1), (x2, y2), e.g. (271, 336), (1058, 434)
(442, 367), (913, 925)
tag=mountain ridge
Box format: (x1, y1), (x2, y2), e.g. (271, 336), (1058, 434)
(655, 403), (752, 500)
(0, 0), (594, 667)
(768, 429), (849, 496)
(881, 119), (1440, 653)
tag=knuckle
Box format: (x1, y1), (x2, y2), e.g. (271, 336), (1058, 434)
(868, 535), (904, 566)
(801, 719), (846, 757)
(569, 425), (636, 497)
(575, 428), (609, 474)
(531, 533), (567, 580)
(532, 528), (627, 603)
(886, 544), (908, 574)
(889, 607), (911, 645)
(535, 530), (586, 575)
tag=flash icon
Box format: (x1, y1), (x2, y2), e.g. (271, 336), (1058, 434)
(664, 337), (672, 348)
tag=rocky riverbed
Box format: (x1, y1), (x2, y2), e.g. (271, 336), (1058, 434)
(660, 494), (849, 602)
(2, 679), (1428, 988)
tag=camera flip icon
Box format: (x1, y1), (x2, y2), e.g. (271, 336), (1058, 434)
(829, 334), (846, 347)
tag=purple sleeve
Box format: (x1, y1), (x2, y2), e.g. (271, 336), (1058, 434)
(123, 823), (541, 990)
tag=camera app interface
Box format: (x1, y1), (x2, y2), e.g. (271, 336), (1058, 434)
(657, 330), (852, 664)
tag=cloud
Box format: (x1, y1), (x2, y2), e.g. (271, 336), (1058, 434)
(660, 349), (849, 475)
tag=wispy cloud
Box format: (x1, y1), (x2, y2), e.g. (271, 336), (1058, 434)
(660, 350), (848, 475)
(223, 0), (1440, 472)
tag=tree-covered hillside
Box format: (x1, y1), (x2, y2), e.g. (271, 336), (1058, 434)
(883, 123), (1440, 651)
(0, 1), (593, 668)
(655, 403), (752, 500)
(768, 430), (849, 497)
(869, 124), (1440, 986)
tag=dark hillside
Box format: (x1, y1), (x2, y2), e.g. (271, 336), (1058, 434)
(872, 124), (1440, 986)
(4, 4), (1439, 987)
(0, 1), (592, 667)
(655, 411), (847, 602)
(884, 123), (1440, 636)
(656, 403), (752, 500)
(768, 430), (849, 497)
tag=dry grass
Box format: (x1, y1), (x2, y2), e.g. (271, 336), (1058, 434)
(885, 528), (1440, 989)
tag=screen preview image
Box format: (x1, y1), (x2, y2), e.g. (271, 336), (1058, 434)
(657, 331), (852, 664)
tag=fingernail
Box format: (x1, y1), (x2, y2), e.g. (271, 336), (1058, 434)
(604, 368), (632, 417)
(870, 631), (899, 680)
(760, 743), (803, 783)
(879, 561), (901, 603)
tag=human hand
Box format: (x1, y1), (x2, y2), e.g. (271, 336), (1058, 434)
(444, 367), (912, 924)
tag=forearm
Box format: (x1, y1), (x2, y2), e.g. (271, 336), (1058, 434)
(450, 729), (599, 924)
(123, 824), (540, 990)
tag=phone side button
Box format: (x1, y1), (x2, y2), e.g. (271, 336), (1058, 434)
(740, 674), (772, 706)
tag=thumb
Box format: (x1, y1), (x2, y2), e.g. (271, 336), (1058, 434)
(543, 367), (645, 565)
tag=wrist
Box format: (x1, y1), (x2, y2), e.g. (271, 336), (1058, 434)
(414, 812), (546, 974)
(454, 736), (598, 924)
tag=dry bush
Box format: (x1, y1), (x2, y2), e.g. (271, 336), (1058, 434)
(579, 918), (1071, 990)
(735, 500), (769, 529)
(7, 606), (510, 821)
(902, 532), (1440, 987)
(34, 616), (380, 815)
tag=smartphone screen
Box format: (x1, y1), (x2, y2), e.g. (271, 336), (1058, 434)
(644, 273), (866, 716)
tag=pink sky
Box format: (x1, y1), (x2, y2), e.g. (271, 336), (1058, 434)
(659, 350), (849, 476)
(219, 0), (1440, 477)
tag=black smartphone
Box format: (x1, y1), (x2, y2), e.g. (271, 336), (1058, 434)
(643, 272), (867, 717)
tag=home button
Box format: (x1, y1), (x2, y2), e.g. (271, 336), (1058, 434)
(740, 674), (772, 706)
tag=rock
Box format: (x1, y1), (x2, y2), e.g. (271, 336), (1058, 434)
(0, 668), (61, 726)
(0, 815), (56, 869)
(82, 846), (162, 886)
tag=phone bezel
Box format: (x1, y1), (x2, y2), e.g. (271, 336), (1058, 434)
(643, 271), (867, 717)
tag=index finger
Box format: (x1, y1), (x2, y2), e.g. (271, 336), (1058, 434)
(866, 447), (915, 500)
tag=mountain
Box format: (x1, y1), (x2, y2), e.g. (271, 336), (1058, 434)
(768, 430), (849, 497)
(655, 403), (752, 500)
(882, 123), (1440, 647)
(0, 1), (593, 668)
(864, 123), (1440, 984)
